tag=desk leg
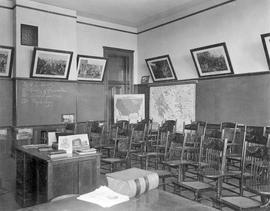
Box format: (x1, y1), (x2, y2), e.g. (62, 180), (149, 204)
(178, 165), (182, 183)
(47, 163), (53, 201)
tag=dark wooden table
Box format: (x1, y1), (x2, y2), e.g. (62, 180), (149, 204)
(18, 189), (218, 211)
(16, 146), (101, 208)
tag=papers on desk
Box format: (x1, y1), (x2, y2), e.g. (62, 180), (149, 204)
(77, 186), (129, 208)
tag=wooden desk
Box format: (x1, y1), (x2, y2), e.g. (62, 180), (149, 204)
(18, 189), (218, 211)
(15, 146), (101, 208)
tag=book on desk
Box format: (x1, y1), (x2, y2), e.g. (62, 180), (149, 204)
(106, 168), (159, 197)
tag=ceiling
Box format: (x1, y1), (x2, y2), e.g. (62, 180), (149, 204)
(24, 0), (230, 28)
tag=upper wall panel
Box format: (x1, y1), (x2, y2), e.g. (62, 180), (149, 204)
(0, 5), (14, 46)
(14, 2), (77, 79)
(137, 0), (270, 83)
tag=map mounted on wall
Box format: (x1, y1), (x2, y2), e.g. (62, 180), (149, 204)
(114, 94), (145, 124)
(150, 83), (196, 132)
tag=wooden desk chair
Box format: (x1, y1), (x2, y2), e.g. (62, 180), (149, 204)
(130, 122), (148, 168)
(87, 121), (108, 152)
(115, 120), (130, 131)
(226, 123), (245, 162)
(101, 127), (134, 172)
(173, 131), (229, 204)
(147, 120), (160, 150)
(180, 121), (208, 179)
(162, 119), (177, 133)
(162, 131), (198, 183)
(220, 122), (239, 148)
(145, 130), (173, 190)
(151, 120), (176, 156)
(131, 121), (147, 152)
(101, 121), (129, 158)
(227, 126), (266, 172)
(182, 121), (207, 146)
(220, 132), (270, 210)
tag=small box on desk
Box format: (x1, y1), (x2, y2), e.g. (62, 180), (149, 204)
(106, 168), (159, 198)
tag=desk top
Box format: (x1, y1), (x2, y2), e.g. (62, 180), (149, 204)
(16, 145), (101, 162)
(18, 189), (218, 211)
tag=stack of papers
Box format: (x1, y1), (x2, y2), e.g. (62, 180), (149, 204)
(77, 186), (129, 208)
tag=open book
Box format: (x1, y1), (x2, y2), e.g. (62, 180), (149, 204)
(77, 186), (129, 208)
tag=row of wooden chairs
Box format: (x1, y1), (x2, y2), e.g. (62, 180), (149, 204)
(172, 122), (270, 210)
(87, 119), (270, 210)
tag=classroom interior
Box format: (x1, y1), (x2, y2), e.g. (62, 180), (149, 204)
(1, 0), (270, 210)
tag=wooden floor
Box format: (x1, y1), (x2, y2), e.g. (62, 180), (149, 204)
(0, 154), (260, 211)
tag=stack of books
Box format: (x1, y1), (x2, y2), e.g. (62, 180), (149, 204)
(47, 149), (68, 159)
(38, 146), (53, 152)
(74, 148), (97, 155)
(22, 144), (48, 149)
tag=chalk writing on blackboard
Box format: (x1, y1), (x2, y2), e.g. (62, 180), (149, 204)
(20, 81), (68, 107)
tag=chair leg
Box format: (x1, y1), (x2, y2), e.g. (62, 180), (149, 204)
(140, 157), (143, 169)
(174, 183), (181, 195)
(173, 183), (177, 194)
(162, 178), (166, 190)
(194, 191), (200, 201)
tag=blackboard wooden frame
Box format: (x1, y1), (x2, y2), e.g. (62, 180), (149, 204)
(30, 47), (73, 80)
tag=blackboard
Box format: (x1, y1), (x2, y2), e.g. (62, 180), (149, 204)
(16, 79), (106, 126)
(16, 80), (77, 126)
(77, 83), (105, 122)
(0, 79), (13, 126)
(196, 73), (270, 125)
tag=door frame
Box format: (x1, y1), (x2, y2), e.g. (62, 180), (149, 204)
(103, 46), (134, 126)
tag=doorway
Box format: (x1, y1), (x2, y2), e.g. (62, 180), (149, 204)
(103, 47), (134, 126)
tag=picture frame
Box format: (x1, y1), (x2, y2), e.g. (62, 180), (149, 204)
(61, 113), (75, 123)
(15, 128), (33, 140)
(261, 33), (270, 70)
(145, 55), (177, 82)
(21, 24), (38, 46)
(141, 75), (150, 84)
(30, 47), (73, 79)
(190, 42), (234, 77)
(0, 45), (14, 77)
(77, 55), (107, 82)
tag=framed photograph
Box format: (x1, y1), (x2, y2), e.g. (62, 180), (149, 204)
(145, 55), (177, 82)
(16, 128), (33, 140)
(190, 42), (234, 77)
(61, 113), (75, 123)
(30, 47), (73, 79)
(77, 55), (107, 82)
(261, 33), (270, 70)
(0, 46), (14, 77)
(141, 75), (150, 84)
